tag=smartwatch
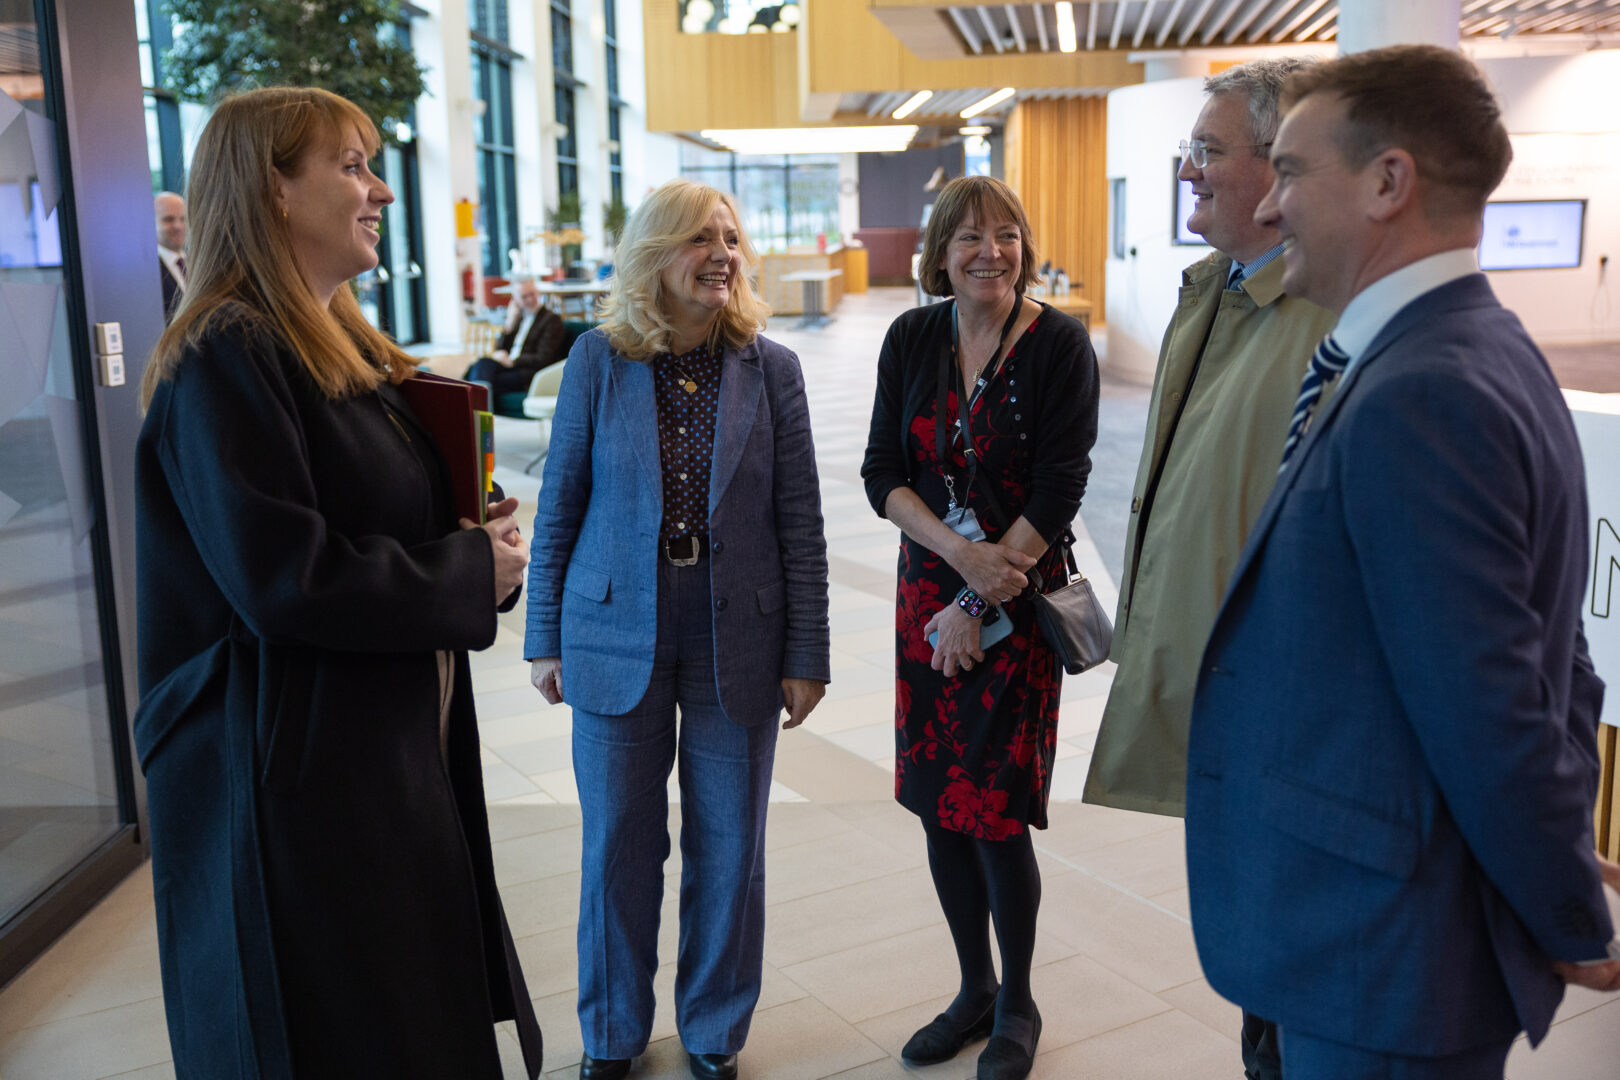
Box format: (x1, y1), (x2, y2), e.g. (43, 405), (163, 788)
(956, 587), (989, 619)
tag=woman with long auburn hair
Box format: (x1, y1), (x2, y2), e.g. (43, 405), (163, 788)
(525, 179), (830, 1080)
(134, 86), (541, 1079)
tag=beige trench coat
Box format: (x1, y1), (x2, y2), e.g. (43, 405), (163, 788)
(1083, 251), (1335, 816)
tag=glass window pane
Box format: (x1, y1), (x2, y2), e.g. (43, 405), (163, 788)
(0, 70), (123, 924)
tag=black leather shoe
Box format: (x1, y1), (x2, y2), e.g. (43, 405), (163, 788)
(579, 1053), (631, 1080)
(687, 1051), (738, 1080)
(977, 1009), (1041, 1080)
(901, 996), (998, 1066)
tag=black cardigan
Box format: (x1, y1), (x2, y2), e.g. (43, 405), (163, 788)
(861, 299), (1099, 543)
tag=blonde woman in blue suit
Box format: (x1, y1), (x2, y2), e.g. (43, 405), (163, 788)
(525, 179), (830, 1080)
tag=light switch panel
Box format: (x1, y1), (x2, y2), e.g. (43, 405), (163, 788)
(94, 321), (123, 356)
(100, 352), (125, 387)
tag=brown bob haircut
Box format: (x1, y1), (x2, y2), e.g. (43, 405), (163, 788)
(141, 86), (413, 409)
(916, 176), (1040, 300)
(1281, 44), (1512, 219)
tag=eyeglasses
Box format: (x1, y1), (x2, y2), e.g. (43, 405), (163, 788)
(1179, 139), (1273, 169)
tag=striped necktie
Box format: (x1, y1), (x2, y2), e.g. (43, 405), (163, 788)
(1278, 333), (1350, 472)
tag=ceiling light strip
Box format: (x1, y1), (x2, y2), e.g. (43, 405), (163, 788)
(892, 90), (934, 119)
(1054, 1), (1079, 51)
(961, 87), (1017, 117)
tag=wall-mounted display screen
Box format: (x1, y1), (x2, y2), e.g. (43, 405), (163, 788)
(1479, 199), (1585, 271)
(1171, 158), (1206, 247)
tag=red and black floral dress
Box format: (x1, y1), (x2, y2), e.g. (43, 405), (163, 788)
(863, 301), (1098, 841)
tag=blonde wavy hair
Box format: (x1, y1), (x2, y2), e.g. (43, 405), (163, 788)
(597, 179), (770, 361)
(141, 86), (413, 409)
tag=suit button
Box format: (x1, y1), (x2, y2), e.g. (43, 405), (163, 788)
(712, 539), (725, 553)
(714, 598), (728, 611)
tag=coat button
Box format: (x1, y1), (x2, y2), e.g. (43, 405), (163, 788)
(714, 598), (728, 611)
(712, 539), (725, 553)
(1131, 496), (1142, 513)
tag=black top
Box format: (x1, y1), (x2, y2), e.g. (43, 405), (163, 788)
(654, 343), (723, 543)
(861, 299), (1098, 543)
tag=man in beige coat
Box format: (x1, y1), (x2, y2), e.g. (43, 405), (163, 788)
(1082, 57), (1334, 1080)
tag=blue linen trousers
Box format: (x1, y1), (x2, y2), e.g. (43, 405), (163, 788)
(571, 554), (778, 1059)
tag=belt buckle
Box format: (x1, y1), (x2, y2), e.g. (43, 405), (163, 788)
(664, 536), (700, 566)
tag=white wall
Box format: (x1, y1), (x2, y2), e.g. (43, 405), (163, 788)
(1102, 75), (1208, 385)
(613, 0), (681, 209)
(413, 0), (479, 350)
(1102, 50), (1620, 381)
(1477, 52), (1620, 344)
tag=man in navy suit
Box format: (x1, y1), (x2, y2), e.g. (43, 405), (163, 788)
(155, 191), (186, 322)
(1186, 44), (1620, 1078)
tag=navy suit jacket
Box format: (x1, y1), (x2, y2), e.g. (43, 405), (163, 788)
(1186, 274), (1612, 1056)
(524, 328), (830, 723)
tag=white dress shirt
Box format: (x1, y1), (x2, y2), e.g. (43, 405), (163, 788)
(159, 245), (187, 290)
(1334, 247), (1479, 378)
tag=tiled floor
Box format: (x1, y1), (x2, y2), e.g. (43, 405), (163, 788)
(2, 289), (1617, 1079)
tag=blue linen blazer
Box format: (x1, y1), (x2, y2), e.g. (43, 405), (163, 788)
(1185, 274), (1613, 1057)
(524, 328), (831, 724)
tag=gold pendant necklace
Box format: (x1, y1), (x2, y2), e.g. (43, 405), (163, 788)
(671, 363), (698, 394)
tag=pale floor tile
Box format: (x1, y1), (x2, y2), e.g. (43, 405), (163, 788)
(99, 1063), (175, 1080)
(1032, 1009), (1245, 1079)
(1155, 977), (1243, 1041)
(1063, 822), (1189, 899)
(1508, 997), (1620, 1079)
(799, 689), (893, 735)
(0, 996), (171, 1080)
(761, 802), (856, 853)
(765, 829), (927, 906)
(821, 722), (898, 764)
(763, 865), (945, 968)
(1038, 871), (1205, 994)
(484, 759), (543, 801)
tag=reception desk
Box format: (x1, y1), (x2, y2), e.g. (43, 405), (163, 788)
(760, 247), (853, 316)
(1566, 390), (1620, 858)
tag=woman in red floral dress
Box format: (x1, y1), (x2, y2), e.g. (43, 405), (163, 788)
(862, 177), (1097, 1080)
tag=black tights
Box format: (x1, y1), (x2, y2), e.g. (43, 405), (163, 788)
(922, 819), (1042, 1049)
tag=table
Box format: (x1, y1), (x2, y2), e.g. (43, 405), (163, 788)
(781, 269), (843, 329)
(1040, 293), (1093, 331)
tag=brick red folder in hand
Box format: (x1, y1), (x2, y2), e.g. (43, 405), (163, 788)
(399, 372), (492, 525)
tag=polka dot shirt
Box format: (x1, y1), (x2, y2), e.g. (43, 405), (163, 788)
(653, 344), (723, 544)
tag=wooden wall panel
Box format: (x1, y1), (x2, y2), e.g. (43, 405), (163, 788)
(1005, 97), (1108, 324)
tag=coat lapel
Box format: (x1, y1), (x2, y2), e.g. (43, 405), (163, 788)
(708, 339), (764, 511)
(608, 351), (663, 492)
(1217, 274), (1495, 615)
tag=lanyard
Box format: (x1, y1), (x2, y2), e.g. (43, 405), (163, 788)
(935, 298), (1023, 509)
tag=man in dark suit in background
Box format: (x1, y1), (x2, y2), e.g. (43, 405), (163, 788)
(1186, 44), (1620, 1079)
(156, 191), (186, 322)
(464, 276), (567, 396)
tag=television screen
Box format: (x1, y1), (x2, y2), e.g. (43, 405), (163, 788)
(1479, 200), (1585, 271)
(1171, 158), (1206, 247)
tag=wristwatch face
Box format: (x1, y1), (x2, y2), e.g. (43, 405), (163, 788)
(958, 590), (988, 618)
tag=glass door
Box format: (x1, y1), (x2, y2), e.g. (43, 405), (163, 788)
(0, 4), (130, 931)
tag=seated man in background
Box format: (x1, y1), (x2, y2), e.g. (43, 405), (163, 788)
(465, 276), (567, 395)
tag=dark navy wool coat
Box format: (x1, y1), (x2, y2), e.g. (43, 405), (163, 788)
(135, 310), (542, 1079)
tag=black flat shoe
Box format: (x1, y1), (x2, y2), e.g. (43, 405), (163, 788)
(977, 1009), (1041, 1080)
(688, 1051), (738, 1080)
(901, 996), (998, 1066)
(579, 1053), (631, 1080)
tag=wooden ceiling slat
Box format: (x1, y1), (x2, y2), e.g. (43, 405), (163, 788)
(1134, 0), (1158, 45)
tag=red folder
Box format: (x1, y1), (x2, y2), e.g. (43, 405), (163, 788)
(398, 372), (492, 525)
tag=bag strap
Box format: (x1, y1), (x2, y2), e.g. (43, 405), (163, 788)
(934, 298), (1023, 508)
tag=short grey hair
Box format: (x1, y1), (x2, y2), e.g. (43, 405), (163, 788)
(1204, 57), (1320, 154)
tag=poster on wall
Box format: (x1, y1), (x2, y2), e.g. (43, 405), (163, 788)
(1170, 158), (1204, 247)
(1567, 390), (1620, 727)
